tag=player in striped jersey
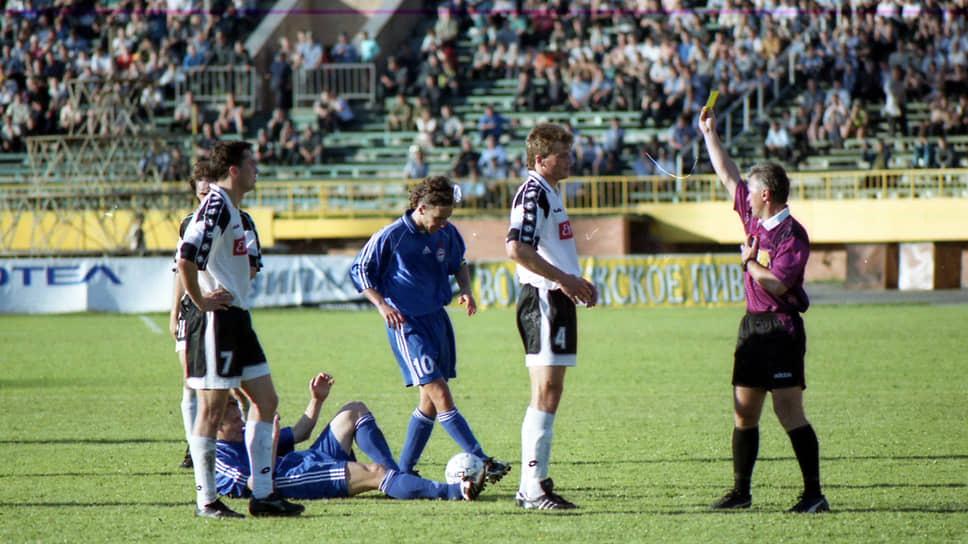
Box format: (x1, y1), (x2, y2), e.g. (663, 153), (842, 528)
(170, 160), (262, 470)
(506, 123), (598, 510)
(177, 141), (301, 519)
(215, 372), (486, 501)
(349, 176), (509, 484)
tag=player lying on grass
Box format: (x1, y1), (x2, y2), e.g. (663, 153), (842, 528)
(214, 372), (487, 502)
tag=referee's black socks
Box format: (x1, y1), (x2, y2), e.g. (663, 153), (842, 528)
(732, 426), (759, 495)
(787, 424), (822, 497)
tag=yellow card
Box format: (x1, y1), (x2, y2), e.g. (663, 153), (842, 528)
(704, 90), (719, 110)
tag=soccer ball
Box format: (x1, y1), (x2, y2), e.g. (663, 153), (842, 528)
(444, 452), (484, 484)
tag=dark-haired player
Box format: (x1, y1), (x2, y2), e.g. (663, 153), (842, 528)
(698, 106), (828, 513)
(177, 141), (302, 519)
(349, 175), (510, 484)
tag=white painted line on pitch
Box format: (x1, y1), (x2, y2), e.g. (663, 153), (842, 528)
(139, 315), (163, 334)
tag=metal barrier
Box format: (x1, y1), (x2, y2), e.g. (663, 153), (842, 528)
(175, 66), (259, 110)
(237, 169), (968, 219)
(293, 63), (376, 108)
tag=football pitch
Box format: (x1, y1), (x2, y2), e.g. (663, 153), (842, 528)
(1, 303), (966, 542)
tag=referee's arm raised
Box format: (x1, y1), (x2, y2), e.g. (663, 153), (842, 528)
(698, 107), (743, 201)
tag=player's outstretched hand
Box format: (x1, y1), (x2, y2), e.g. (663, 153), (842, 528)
(310, 372), (334, 403)
(458, 292), (477, 316)
(200, 288), (233, 311)
(698, 107), (716, 136)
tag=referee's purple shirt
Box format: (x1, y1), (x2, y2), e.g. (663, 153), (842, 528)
(734, 182), (810, 333)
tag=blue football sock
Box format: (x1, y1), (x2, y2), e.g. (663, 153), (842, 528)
(379, 469), (461, 500)
(355, 413), (401, 472)
(398, 408), (434, 473)
(438, 407), (485, 458)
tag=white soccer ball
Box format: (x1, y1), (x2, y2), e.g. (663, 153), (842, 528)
(444, 452), (485, 484)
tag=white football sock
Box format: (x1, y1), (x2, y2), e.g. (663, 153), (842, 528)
(188, 435), (216, 508)
(180, 388), (197, 442)
(520, 406), (555, 498)
(245, 420), (274, 499)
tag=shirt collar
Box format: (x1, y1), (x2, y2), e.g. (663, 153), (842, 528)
(760, 206), (790, 231)
(528, 170), (554, 192)
(402, 209), (421, 234)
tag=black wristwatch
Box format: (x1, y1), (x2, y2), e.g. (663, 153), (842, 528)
(742, 257), (753, 271)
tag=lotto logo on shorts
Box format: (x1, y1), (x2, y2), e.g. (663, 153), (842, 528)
(558, 221), (573, 240)
(233, 237), (246, 255)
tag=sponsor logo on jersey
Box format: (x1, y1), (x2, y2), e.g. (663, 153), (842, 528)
(559, 220), (573, 240)
(233, 238), (246, 255)
(553, 207), (563, 213)
(436, 243), (446, 263)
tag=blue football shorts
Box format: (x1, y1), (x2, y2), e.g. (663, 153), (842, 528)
(385, 307), (457, 386)
(272, 424), (355, 500)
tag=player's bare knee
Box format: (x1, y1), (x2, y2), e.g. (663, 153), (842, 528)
(338, 401), (369, 421)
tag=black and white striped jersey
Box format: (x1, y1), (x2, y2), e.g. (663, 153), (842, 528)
(178, 185), (256, 309)
(507, 171), (581, 290)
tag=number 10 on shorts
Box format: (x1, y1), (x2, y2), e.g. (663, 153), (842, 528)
(410, 355), (435, 378)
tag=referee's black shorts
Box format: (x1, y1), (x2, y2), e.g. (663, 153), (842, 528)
(733, 311), (806, 390)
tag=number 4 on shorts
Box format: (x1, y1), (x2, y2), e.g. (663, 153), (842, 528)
(553, 327), (567, 350)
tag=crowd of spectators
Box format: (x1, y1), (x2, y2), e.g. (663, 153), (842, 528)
(5, 0), (968, 182)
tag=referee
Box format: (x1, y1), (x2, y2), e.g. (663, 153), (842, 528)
(698, 107), (829, 513)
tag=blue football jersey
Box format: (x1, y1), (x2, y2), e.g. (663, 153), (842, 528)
(350, 211), (465, 317)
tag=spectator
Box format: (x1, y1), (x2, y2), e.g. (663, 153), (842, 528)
(477, 104), (506, 142)
(667, 113), (698, 156)
(297, 124), (324, 165)
(763, 119), (793, 162)
(841, 99), (869, 142)
(601, 117), (625, 158)
(797, 78), (826, 113)
(194, 122), (217, 158)
(861, 139), (892, 170)
(296, 30), (324, 71)
(513, 70), (538, 112)
(439, 104), (464, 147)
(331, 31), (360, 63)
(314, 91), (337, 134)
(543, 67), (566, 111)
(477, 134), (507, 172)
(230, 40), (253, 67)
(278, 120), (299, 165)
(911, 136), (936, 168)
(139, 139), (172, 180)
(386, 93), (414, 131)
(574, 134), (604, 176)
(379, 56), (410, 99)
(934, 136), (959, 168)
(418, 74), (443, 114)
(182, 42), (206, 71)
(255, 127), (278, 165)
(921, 94), (957, 137)
(450, 136), (481, 182)
(329, 94), (355, 129)
(1, 114), (24, 152)
(268, 51), (293, 111)
(169, 146), (191, 182)
(883, 66), (908, 137)
(609, 73), (637, 112)
(357, 31), (380, 63)
(403, 146), (429, 179)
(821, 93), (848, 146)
(214, 92), (247, 137)
(266, 107), (290, 142)
(415, 107), (439, 150)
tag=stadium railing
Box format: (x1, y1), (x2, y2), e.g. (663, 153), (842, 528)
(293, 63), (376, 107)
(175, 66), (259, 110)
(237, 169), (968, 218)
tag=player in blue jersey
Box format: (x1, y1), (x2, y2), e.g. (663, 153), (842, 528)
(349, 176), (510, 484)
(215, 372), (486, 502)
(178, 141), (302, 519)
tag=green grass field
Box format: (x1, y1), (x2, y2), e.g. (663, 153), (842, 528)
(1, 304), (966, 543)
